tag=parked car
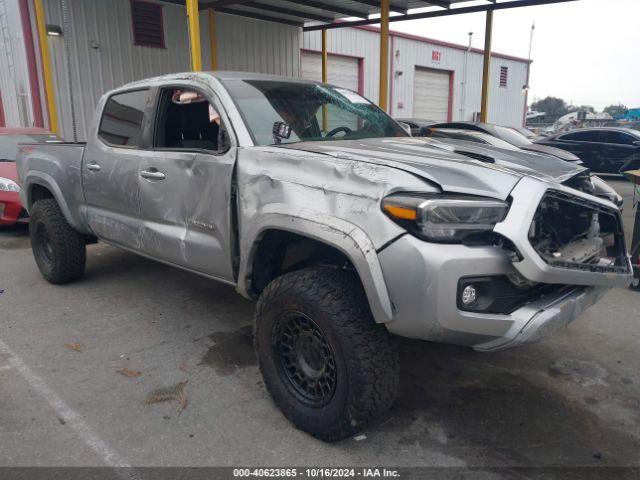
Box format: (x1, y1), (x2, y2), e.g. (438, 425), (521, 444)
(17, 72), (632, 441)
(0, 128), (62, 225)
(535, 127), (640, 174)
(394, 117), (435, 136)
(425, 121), (581, 162)
(421, 127), (623, 208)
(513, 126), (540, 140)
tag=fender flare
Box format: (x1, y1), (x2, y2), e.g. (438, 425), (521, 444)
(23, 171), (83, 231)
(237, 204), (395, 324)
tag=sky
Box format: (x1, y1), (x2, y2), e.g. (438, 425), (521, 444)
(377, 0), (639, 111)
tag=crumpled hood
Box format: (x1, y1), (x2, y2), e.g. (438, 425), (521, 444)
(418, 137), (587, 182)
(278, 137), (583, 200)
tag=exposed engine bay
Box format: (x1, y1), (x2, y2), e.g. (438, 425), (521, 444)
(529, 191), (629, 273)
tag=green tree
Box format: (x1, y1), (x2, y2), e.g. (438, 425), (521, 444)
(568, 104), (595, 114)
(530, 96), (569, 121)
(603, 104), (628, 118)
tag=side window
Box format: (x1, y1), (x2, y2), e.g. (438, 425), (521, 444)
(606, 131), (635, 145)
(154, 88), (224, 153)
(559, 131), (604, 142)
(98, 90), (149, 147)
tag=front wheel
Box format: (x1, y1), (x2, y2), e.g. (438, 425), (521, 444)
(255, 267), (399, 441)
(29, 199), (86, 284)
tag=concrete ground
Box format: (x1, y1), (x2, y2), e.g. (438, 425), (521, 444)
(1, 179), (639, 475)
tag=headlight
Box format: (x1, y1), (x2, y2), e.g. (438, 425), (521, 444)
(382, 194), (509, 242)
(0, 177), (20, 193)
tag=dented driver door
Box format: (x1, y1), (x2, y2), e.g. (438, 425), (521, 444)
(136, 146), (236, 282)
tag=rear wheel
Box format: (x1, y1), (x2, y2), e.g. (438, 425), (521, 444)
(29, 199), (86, 284)
(255, 267), (399, 441)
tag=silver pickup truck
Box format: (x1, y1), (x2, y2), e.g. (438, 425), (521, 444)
(17, 72), (632, 441)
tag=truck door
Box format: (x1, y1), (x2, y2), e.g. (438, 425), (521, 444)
(82, 88), (151, 250)
(136, 85), (236, 282)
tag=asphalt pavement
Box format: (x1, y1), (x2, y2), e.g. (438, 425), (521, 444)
(1, 179), (638, 476)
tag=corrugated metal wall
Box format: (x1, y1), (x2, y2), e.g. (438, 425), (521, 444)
(42, 0), (300, 141)
(201, 12), (300, 77)
(0, 0), (36, 127)
(303, 28), (529, 127)
(393, 35), (528, 126)
(4, 0), (527, 135)
(302, 27), (380, 104)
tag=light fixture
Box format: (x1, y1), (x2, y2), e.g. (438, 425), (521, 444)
(461, 285), (477, 306)
(46, 24), (63, 36)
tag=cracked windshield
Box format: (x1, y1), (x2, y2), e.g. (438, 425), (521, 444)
(222, 79), (407, 146)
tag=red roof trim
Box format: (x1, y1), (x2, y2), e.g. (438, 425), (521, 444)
(353, 25), (532, 64)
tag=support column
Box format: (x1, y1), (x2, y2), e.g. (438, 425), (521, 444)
(479, 8), (493, 123)
(321, 29), (328, 131)
(321, 29), (328, 84)
(186, 0), (202, 71)
(208, 9), (217, 71)
(33, 0), (58, 134)
(378, 0), (389, 111)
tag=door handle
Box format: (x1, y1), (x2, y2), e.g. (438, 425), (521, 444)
(86, 162), (101, 171)
(140, 169), (166, 180)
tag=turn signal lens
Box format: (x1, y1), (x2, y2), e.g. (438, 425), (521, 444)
(382, 204), (417, 221)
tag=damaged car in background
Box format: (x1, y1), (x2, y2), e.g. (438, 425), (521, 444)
(16, 72), (632, 442)
(420, 125), (624, 209)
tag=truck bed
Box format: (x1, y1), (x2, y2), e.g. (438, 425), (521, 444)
(16, 142), (87, 231)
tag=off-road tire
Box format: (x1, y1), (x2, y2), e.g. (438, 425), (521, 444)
(255, 266), (399, 442)
(29, 199), (86, 284)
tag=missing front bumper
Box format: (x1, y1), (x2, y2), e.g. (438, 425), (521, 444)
(493, 177), (633, 288)
(473, 286), (609, 351)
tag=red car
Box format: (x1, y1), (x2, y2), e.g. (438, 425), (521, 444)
(0, 128), (62, 225)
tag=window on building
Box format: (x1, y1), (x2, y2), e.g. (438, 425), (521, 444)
(499, 66), (508, 87)
(131, 0), (165, 48)
(98, 89), (149, 147)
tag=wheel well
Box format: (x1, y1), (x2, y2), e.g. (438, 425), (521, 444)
(251, 230), (355, 295)
(29, 184), (54, 208)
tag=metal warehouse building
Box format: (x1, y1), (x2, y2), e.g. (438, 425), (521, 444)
(301, 27), (529, 126)
(1, 0), (531, 141)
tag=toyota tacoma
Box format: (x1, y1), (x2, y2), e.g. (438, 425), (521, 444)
(16, 72), (632, 441)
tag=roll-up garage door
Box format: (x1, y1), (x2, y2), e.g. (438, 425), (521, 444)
(301, 51), (360, 92)
(413, 67), (450, 122)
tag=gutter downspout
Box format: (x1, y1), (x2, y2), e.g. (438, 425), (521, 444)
(460, 32), (472, 121)
(522, 22), (535, 127)
(33, 0), (58, 134)
(378, 0), (389, 111)
(389, 34), (395, 117)
(19, 0), (44, 128)
(61, 0), (77, 142)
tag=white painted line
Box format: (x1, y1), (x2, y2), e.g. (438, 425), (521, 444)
(0, 339), (131, 468)
(0, 364), (14, 372)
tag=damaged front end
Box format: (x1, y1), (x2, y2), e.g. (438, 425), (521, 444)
(494, 177), (632, 288)
(529, 191), (628, 274)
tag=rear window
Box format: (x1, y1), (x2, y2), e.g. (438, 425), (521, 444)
(98, 89), (149, 147)
(606, 131), (636, 145)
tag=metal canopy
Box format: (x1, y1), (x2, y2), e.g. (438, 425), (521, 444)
(195, 0), (577, 29)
